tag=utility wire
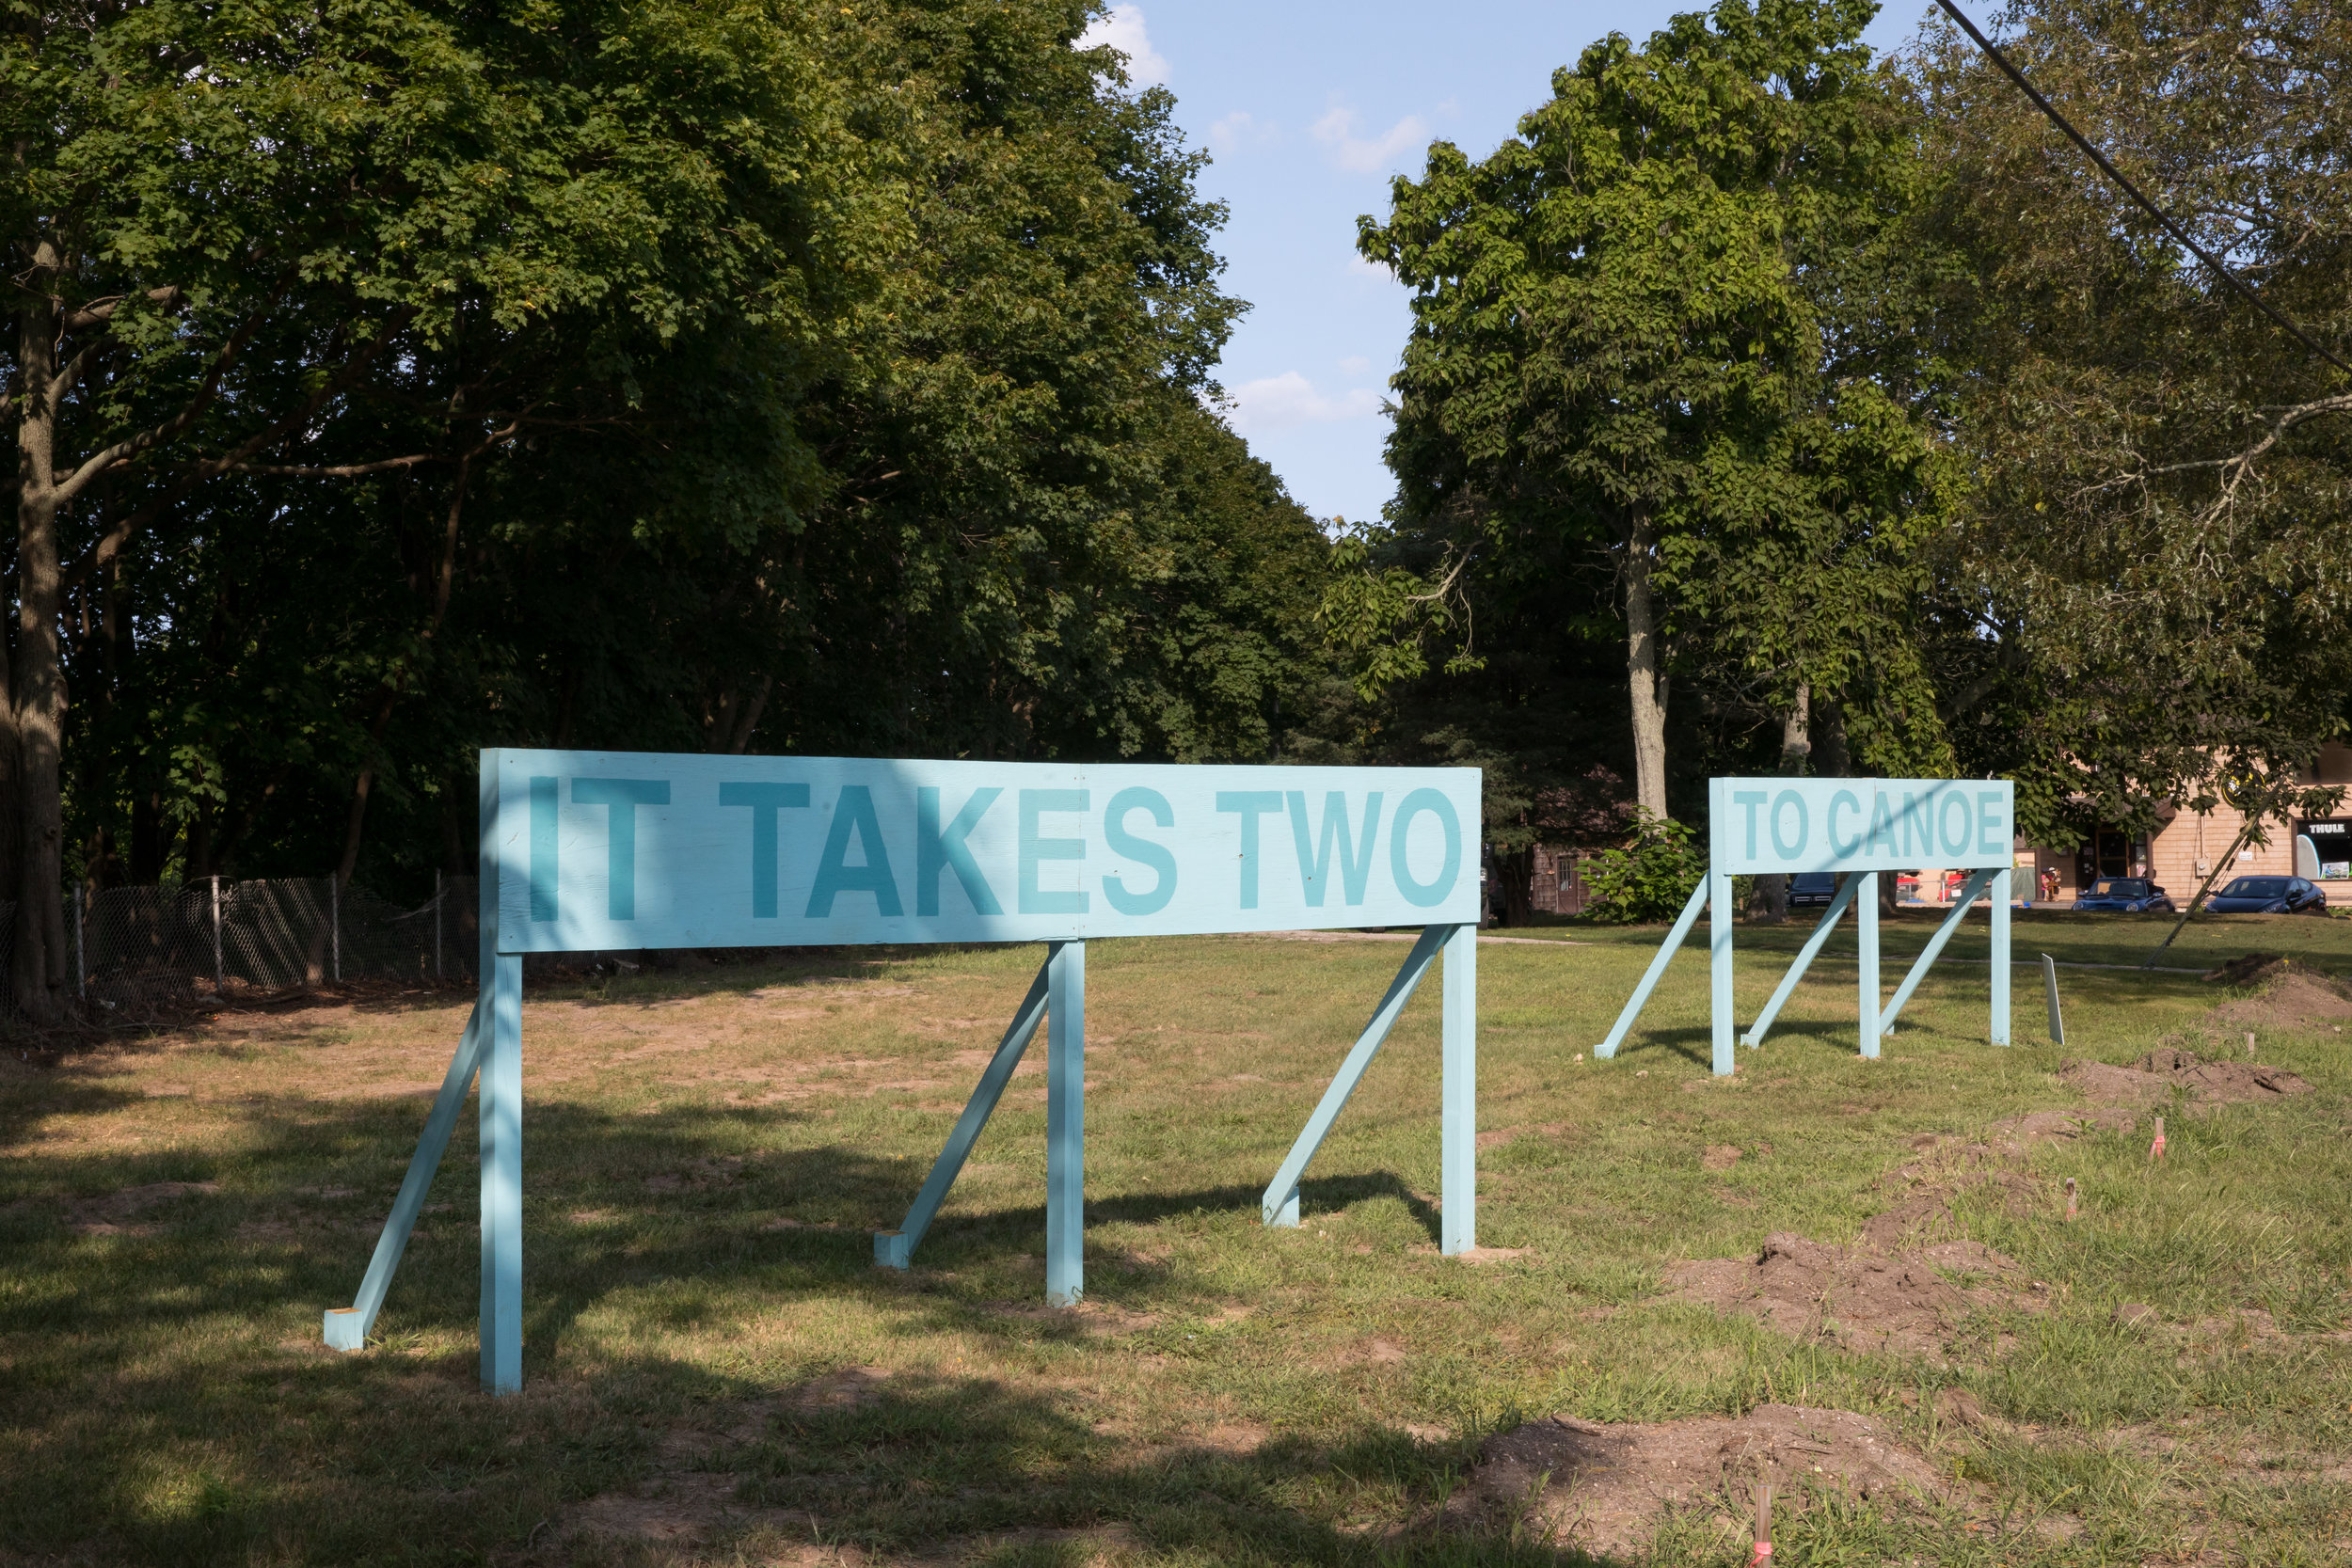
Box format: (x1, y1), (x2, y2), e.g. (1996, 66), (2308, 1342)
(1932, 0), (2351, 378)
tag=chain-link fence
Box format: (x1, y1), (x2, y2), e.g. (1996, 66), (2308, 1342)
(15, 875), (481, 1022)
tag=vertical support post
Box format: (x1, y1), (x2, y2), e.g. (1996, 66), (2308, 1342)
(476, 752), (523, 1394)
(480, 953), (522, 1392)
(1856, 871), (1880, 1057)
(1708, 869), (1735, 1076)
(210, 874), (222, 993)
(1044, 939), (1085, 1307)
(435, 869), (443, 982)
(73, 883), (84, 1000)
(331, 873), (341, 984)
(2042, 952), (2064, 1044)
(1990, 866), (2012, 1045)
(1441, 922), (1476, 1255)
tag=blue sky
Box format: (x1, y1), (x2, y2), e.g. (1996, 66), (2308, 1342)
(1079, 1), (1942, 525)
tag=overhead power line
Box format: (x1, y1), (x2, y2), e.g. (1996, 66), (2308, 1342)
(1931, 0), (2351, 378)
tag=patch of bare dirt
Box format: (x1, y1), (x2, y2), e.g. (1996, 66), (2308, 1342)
(1454, 1403), (1973, 1558)
(2205, 968), (2352, 1029)
(2056, 1048), (2313, 1111)
(1701, 1144), (1742, 1171)
(1665, 1228), (2035, 1360)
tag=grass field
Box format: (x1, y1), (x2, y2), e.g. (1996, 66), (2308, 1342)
(5, 909), (2351, 1565)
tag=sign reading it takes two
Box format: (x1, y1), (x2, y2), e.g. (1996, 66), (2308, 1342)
(489, 752), (1482, 952)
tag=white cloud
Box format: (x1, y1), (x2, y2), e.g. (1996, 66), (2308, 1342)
(1311, 104), (1432, 174)
(1208, 110), (1278, 154)
(1227, 372), (1383, 435)
(1074, 5), (1168, 87)
(1338, 355), (1371, 374)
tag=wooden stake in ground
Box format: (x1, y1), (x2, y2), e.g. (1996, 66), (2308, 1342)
(1751, 1479), (1772, 1565)
(2151, 1116), (2167, 1162)
(2247, 1031), (2257, 1059)
(2064, 1176), (2078, 1221)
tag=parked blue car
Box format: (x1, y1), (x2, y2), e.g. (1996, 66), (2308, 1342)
(1788, 871), (1839, 909)
(2203, 875), (2329, 915)
(2072, 878), (2176, 913)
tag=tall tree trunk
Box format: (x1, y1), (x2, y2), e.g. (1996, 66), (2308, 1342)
(1496, 843), (1534, 927)
(1749, 686), (1813, 924)
(1624, 506), (1669, 823)
(13, 258), (68, 1023)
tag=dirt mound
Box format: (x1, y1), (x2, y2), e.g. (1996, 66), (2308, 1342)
(2205, 969), (2352, 1031)
(1457, 1403), (1970, 1558)
(2057, 1059), (2170, 1105)
(1664, 1229), (2028, 1360)
(2059, 1049), (2312, 1110)
(2204, 952), (2288, 985)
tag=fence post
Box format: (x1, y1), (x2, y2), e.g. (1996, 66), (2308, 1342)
(211, 875), (222, 992)
(331, 874), (341, 984)
(74, 883), (84, 1000)
(435, 869), (443, 982)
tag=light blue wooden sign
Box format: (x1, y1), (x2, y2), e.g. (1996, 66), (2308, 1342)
(1604, 775), (2018, 1079)
(329, 750), (1486, 1393)
(1707, 777), (2015, 874)
(489, 751), (1482, 950)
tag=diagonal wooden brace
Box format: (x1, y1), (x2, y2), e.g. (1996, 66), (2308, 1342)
(1596, 877), (1710, 1058)
(1262, 924), (1447, 1228)
(325, 1000), (486, 1351)
(1740, 874), (1863, 1050)
(1876, 867), (1997, 1037)
(873, 954), (1052, 1269)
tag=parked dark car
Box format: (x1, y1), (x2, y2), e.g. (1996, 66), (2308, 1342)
(2204, 875), (2330, 915)
(2071, 878), (2176, 914)
(1788, 872), (1838, 909)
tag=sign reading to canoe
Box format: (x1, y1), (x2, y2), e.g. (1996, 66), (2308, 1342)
(1707, 777), (2016, 875)
(490, 752), (1483, 950)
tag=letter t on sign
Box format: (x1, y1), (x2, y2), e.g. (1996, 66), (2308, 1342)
(719, 782), (810, 918)
(1733, 791), (1768, 861)
(572, 779), (671, 920)
(1216, 791), (1284, 909)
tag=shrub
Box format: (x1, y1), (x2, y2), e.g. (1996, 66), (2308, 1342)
(1582, 813), (1707, 924)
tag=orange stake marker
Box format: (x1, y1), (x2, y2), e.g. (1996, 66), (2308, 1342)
(1751, 1480), (1773, 1565)
(2150, 1115), (2167, 1162)
(2064, 1176), (2078, 1221)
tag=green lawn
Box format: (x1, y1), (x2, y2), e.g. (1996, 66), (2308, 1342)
(4, 910), (2348, 1564)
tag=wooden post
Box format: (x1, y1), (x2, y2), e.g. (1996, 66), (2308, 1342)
(435, 869), (443, 982)
(73, 883), (84, 1000)
(1856, 871), (1880, 1057)
(1990, 866), (2012, 1044)
(477, 755), (523, 1394)
(1045, 939), (1085, 1307)
(1708, 869), (1735, 1075)
(1441, 921), (1477, 1254)
(211, 874), (222, 992)
(330, 873), (341, 984)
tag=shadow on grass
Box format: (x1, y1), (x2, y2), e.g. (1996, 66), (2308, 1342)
(0, 1089), (1600, 1566)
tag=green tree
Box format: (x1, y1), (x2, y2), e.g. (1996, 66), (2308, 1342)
(1904, 0), (2352, 846)
(8, 0), (891, 1015)
(1337, 0), (1946, 832)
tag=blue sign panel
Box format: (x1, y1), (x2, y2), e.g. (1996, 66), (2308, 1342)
(490, 751), (1482, 951)
(1708, 777), (2016, 875)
